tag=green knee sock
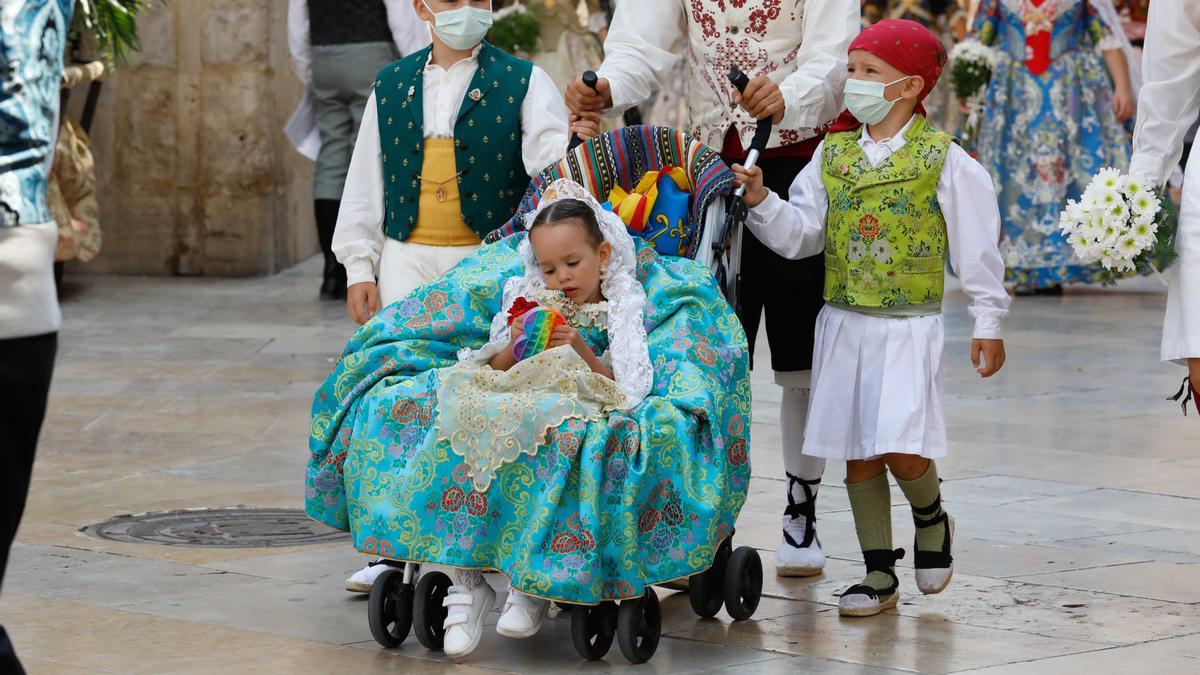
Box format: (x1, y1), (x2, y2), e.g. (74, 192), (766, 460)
(846, 472), (895, 592)
(895, 462), (947, 555)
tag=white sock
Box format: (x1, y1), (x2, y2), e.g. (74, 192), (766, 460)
(453, 567), (484, 589)
(779, 371), (825, 549)
(779, 371), (826, 489)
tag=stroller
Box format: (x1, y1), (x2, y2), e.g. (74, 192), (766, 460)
(354, 124), (767, 665)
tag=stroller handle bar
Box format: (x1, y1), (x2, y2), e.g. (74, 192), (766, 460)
(568, 71), (602, 152)
(728, 67), (773, 198)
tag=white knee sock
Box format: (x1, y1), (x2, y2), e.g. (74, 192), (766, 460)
(453, 567), (484, 589)
(779, 371), (826, 491)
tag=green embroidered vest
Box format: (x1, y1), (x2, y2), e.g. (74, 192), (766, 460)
(375, 42), (533, 242)
(820, 116), (954, 311)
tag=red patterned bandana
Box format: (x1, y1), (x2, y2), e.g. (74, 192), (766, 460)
(851, 19), (946, 102)
(831, 19), (948, 132)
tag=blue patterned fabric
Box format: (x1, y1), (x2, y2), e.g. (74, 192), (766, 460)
(972, 0), (1131, 288)
(306, 236), (751, 604)
(0, 0), (73, 227)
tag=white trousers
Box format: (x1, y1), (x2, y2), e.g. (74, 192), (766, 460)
(378, 239), (480, 307)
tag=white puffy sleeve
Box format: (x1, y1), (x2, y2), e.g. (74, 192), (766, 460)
(744, 141), (829, 260)
(1129, 0), (1200, 186)
(332, 91), (386, 287)
(939, 144), (1011, 340)
(287, 0), (312, 85)
(594, 0), (687, 114)
(778, 0), (858, 131)
(520, 66), (571, 177)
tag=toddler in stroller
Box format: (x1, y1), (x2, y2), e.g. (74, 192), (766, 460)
(306, 129), (759, 663)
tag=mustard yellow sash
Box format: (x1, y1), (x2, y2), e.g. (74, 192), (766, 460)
(408, 138), (481, 247)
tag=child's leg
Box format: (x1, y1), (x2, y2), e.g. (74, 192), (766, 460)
(443, 567), (496, 658)
(777, 371), (827, 577)
(885, 453), (954, 595)
(840, 458), (904, 617)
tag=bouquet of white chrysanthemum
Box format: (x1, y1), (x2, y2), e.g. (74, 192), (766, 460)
(949, 41), (996, 101)
(949, 41), (996, 146)
(1058, 168), (1178, 286)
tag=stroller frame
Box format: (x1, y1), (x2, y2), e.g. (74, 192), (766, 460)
(363, 112), (767, 664)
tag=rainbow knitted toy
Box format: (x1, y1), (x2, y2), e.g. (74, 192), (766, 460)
(512, 306), (566, 361)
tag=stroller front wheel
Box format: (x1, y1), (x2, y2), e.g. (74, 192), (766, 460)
(570, 601), (617, 661)
(688, 537), (731, 618)
(723, 546), (763, 620)
(413, 570), (453, 651)
(616, 590), (662, 664)
(367, 568), (413, 648)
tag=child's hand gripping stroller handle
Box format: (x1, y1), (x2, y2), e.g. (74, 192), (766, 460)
(568, 71), (601, 151)
(729, 66), (774, 198)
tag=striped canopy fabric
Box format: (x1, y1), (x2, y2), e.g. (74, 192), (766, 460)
(485, 126), (735, 259)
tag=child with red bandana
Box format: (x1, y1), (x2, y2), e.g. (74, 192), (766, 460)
(733, 19), (1012, 617)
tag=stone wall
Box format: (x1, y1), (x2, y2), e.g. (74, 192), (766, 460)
(68, 0), (317, 276)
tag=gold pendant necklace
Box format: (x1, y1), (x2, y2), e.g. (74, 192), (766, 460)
(416, 170), (465, 203)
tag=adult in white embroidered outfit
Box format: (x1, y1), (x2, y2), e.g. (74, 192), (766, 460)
(566, 0), (860, 580)
(1128, 0), (1200, 413)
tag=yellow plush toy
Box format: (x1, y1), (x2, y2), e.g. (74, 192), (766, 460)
(607, 166), (691, 233)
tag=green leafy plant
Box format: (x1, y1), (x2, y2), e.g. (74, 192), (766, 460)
(488, 2), (541, 57)
(70, 0), (159, 66)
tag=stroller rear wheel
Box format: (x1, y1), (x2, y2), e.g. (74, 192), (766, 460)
(570, 601), (617, 661)
(413, 570), (452, 651)
(616, 590), (661, 664)
(688, 537), (731, 618)
(723, 546), (763, 620)
(367, 568), (413, 648)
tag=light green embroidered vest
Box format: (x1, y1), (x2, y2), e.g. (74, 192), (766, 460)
(375, 42), (532, 242)
(820, 116), (954, 312)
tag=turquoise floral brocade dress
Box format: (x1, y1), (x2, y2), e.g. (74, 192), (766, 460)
(305, 235), (752, 604)
(972, 0), (1131, 288)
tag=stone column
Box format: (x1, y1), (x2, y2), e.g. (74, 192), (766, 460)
(75, 0), (319, 276)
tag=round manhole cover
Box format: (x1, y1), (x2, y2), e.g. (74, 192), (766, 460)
(82, 508), (350, 548)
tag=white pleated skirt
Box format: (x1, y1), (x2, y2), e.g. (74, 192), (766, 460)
(802, 305), (947, 461)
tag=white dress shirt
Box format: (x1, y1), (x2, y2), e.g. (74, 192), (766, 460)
(596, 0), (858, 149)
(746, 116), (1011, 339)
(1129, 0), (1200, 364)
(333, 50), (570, 286)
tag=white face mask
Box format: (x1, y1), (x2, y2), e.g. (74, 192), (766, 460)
(423, 1), (493, 51)
(843, 76), (911, 125)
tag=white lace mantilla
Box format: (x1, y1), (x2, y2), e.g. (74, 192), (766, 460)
(457, 179), (653, 411)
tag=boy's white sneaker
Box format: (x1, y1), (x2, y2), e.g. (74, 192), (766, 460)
(496, 589), (549, 638)
(442, 582), (497, 658)
(345, 560), (391, 593)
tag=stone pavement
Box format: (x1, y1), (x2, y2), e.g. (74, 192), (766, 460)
(2, 257), (1198, 674)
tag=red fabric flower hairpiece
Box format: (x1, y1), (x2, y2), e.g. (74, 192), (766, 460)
(507, 297), (540, 325)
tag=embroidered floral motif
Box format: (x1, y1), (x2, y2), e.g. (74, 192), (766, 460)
(305, 235), (751, 605)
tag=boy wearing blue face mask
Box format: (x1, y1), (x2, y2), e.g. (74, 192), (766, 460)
(732, 19), (1012, 618)
(332, 0), (572, 643)
(333, 0), (573, 327)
